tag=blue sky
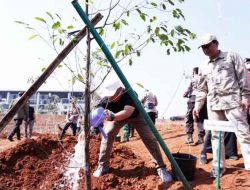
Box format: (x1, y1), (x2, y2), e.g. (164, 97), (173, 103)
(1, 0), (250, 118)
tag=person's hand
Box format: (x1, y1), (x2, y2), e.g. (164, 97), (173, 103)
(193, 108), (200, 119)
(105, 110), (115, 121)
(241, 99), (250, 112)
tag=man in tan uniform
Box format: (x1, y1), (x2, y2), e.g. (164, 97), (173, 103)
(193, 33), (250, 178)
(7, 92), (29, 141)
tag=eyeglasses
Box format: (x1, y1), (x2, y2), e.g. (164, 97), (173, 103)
(201, 42), (213, 49)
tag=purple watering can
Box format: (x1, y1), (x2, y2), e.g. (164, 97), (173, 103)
(90, 107), (107, 139)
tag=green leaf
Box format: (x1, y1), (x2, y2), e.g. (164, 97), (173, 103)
(46, 12), (54, 20)
(136, 83), (144, 89)
(59, 29), (66, 34)
(115, 50), (121, 58)
(166, 49), (171, 55)
(52, 21), (61, 29)
(28, 34), (38, 40)
(111, 42), (115, 49)
(25, 26), (34, 30)
(173, 10), (179, 18)
(176, 8), (185, 20)
(59, 38), (64, 46)
(125, 44), (129, 54)
(170, 29), (175, 37)
(150, 2), (157, 7)
(99, 27), (104, 36)
(177, 39), (185, 45)
(129, 59), (133, 66)
(140, 14), (146, 22)
(14, 20), (26, 25)
(168, 40), (174, 46)
(147, 25), (152, 33)
(41, 67), (47, 72)
(159, 34), (169, 41)
(184, 45), (191, 52)
(161, 3), (166, 10)
(150, 16), (157, 23)
(167, 0), (175, 6)
(155, 27), (160, 35)
(77, 74), (84, 82)
(35, 17), (46, 23)
(126, 11), (130, 17)
(136, 50), (141, 57)
(136, 9), (142, 14)
(67, 25), (74, 29)
(113, 22), (121, 30)
(160, 26), (168, 33)
(121, 19), (128, 25)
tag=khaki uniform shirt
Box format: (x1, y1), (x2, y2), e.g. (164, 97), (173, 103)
(10, 97), (29, 120)
(185, 74), (199, 103)
(195, 51), (250, 111)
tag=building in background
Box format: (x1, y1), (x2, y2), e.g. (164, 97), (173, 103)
(0, 90), (84, 115)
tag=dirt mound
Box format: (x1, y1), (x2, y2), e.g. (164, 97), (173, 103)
(0, 134), (164, 190)
(0, 134), (77, 189)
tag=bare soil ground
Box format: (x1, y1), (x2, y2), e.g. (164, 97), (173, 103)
(0, 120), (249, 190)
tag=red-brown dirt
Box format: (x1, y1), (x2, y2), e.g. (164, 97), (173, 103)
(0, 120), (250, 190)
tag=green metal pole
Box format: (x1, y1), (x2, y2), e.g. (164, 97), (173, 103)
(216, 131), (222, 189)
(71, 1), (191, 189)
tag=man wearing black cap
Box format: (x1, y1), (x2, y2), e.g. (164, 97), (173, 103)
(193, 33), (250, 178)
(93, 79), (172, 183)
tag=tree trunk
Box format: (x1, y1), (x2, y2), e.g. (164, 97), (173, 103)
(83, 1), (92, 189)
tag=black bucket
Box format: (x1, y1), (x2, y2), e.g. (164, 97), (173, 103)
(171, 153), (197, 181)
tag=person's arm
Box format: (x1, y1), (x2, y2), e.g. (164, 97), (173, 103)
(154, 95), (158, 106)
(194, 73), (208, 118)
(141, 95), (146, 104)
(183, 81), (192, 98)
(231, 53), (250, 110)
(106, 105), (135, 121)
(66, 107), (70, 121)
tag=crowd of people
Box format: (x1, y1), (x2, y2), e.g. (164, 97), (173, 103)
(5, 33), (250, 184)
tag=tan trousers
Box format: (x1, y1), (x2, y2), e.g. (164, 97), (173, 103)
(98, 114), (165, 169)
(208, 106), (250, 170)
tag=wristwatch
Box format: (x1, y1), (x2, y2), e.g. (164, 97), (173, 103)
(109, 111), (116, 121)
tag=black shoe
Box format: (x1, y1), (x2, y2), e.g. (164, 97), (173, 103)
(200, 154), (208, 165)
(7, 136), (14, 141)
(186, 136), (194, 144)
(229, 155), (239, 160)
(185, 133), (194, 144)
(194, 138), (204, 145)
